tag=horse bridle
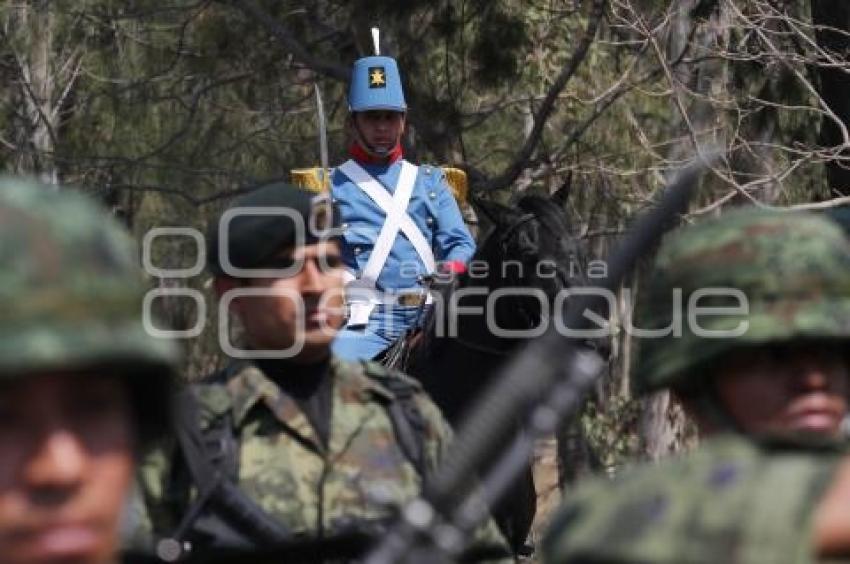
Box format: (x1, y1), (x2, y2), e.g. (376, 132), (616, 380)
(449, 212), (544, 356)
(495, 213), (536, 252)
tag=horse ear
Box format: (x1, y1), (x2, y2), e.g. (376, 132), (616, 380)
(472, 196), (514, 226)
(551, 172), (572, 206)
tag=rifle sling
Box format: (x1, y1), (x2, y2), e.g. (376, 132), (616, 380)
(172, 390), (293, 545)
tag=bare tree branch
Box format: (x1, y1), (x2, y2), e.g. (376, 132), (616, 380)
(481, 0), (608, 193)
(227, 0), (347, 81)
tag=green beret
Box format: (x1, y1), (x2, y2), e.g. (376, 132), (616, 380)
(207, 182), (341, 276)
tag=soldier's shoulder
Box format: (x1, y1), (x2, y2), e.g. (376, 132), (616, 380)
(330, 358), (450, 441)
(332, 357), (423, 398)
(415, 162), (440, 176)
(410, 161), (447, 186)
(361, 360), (422, 387)
(543, 436), (838, 563)
(340, 357), (443, 407)
(184, 362), (249, 420)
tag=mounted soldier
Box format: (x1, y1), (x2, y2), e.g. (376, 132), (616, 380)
(133, 183), (508, 562)
(328, 31), (476, 362)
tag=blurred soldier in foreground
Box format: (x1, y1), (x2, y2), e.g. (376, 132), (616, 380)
(636, 207), (850, 438)
(136, 183), (507, 561)
(543, 207), (850, 563)
(0, 178), (177, 564)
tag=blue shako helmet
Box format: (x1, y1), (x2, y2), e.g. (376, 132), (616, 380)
(348, 55), (407, 113)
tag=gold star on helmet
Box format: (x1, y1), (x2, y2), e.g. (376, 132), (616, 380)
(369, 68), (385, 87)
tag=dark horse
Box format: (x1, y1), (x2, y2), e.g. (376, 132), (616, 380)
(386, 192), (595, 552)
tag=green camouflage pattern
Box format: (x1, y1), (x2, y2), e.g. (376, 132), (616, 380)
(137, 357), (507, 552)
(825, 206), (850, 238)
(0, 176), (178, 376)
(634, 207), (850, 394)
(543, 435), (842, 564)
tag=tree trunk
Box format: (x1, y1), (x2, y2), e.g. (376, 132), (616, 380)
(634, 0), (726, 454)
(638, 391), (679, 460)
(12, 2), (59, 184)
(811, 0), (850, 196)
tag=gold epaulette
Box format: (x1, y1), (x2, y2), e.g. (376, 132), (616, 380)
(290, 168), (331, 193)
(442, 166), (468, 205)
(289, 165), (469, 205)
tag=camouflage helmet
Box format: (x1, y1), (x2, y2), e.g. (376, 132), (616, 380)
(633, 206), (850, 395)
(0, 177), (179, 437)
(824, 205), (850, 238)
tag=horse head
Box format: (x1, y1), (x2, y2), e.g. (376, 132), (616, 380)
(460, 194), (590, 347)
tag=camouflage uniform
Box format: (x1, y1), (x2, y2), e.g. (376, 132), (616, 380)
(141, 359), (449, 534)
(543, 207), (850, 563)
(138, 359), (509, 559)
(543, 435), (843, 564)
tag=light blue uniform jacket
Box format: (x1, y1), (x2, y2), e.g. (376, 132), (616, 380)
(330, 158), (475, 360)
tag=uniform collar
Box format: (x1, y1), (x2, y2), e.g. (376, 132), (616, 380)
(225, 357), (394, 428)
(349, 141), (403, 165)
(225, 361), (287, 426)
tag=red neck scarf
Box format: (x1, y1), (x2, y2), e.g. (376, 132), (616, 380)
(348, 141), (403, 165)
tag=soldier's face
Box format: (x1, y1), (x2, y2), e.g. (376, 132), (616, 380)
(226, 241), (346, 361)
(0, 372), (135, 564)
(352, 111), (405, 154)
(711, 344), (850, 437)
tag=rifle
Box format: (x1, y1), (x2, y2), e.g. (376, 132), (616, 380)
(364, 152), (718, 563)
